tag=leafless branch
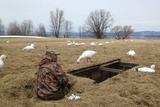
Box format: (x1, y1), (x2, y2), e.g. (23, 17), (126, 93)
(50, 8), (65, 38)
(85, 9), (113, 39)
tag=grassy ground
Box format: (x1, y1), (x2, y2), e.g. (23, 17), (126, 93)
(0, 37), (160, 107)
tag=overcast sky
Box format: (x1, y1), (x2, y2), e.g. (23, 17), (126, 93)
(0, 0), (160, 31)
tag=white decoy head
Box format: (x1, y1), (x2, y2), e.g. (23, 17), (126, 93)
(150, 64), (155, 70)
(30, 43), (34, 47)
(0, 54), (7, 59)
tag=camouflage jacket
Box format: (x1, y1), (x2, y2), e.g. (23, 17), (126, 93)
(35, 56), (69, 100)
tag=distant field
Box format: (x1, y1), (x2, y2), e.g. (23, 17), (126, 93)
(0, 37), (160, 107)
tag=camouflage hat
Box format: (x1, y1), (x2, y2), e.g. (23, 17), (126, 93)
(45, 49), (60, 56)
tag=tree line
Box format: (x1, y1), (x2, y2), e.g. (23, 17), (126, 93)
(0, 8), (134, 39)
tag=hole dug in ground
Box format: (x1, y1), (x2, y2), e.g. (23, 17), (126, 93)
(69, 59), (139, 83)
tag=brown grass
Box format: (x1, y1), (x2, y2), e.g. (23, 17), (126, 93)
(0, 37), (160, 107)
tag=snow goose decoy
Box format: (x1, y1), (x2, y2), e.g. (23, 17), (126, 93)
(105, 41), (110, 44)
(22, 43), (35, 51)
(0, 54), (7, 69)
(137, 65), (155, 73)
(127, 50), (136, 61)
(90, 42), (96, 46)
(77, 50), (96, 64)
(98, 43), (103, 46)
(6, 40), (10, 43)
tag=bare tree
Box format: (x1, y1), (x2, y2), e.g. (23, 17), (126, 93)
(85, 9), (113, 39)
(7, 21), (21, 35)
(63, 20), (72, 38)
(36, 24), (47, 37)
(20, 20), (33, 35)
(50, 8), (65, 38)
(122, 26), (134, 39)
(0, 19), (5, 35)
(78, 26), (82, 38)
(78, 26), (85, 38)
(111, 26), (122, 40)
(112, 25), (134, 39)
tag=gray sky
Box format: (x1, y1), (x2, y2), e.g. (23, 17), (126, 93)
(0, 0), (160, 31)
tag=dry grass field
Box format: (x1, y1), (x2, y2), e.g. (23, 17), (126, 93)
(0, 37), (160, 107)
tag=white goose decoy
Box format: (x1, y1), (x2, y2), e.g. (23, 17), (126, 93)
(67, 42), (73, 46)
(77, 50), (96, 64)
(98, 43), (103, 46)
(90, 42), (96, 46)
(80, 42), (86, 45)
(105, 41), (110, 44)
(6, 40), (10, 43)
(127, 50), (136, 56)
(127, 50), (136, 61)
(0, 54), (7, 69)
(137, 65), (155, 73)
(22, 43), (35, 51)
(74, 42), (80, 46)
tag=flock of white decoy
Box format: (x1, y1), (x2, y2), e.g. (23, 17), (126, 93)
(0, 40), (156, 73)
(67, 41), (108, 46)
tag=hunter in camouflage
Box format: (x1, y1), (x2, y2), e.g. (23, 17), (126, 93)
(35, 49), (71, 100)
